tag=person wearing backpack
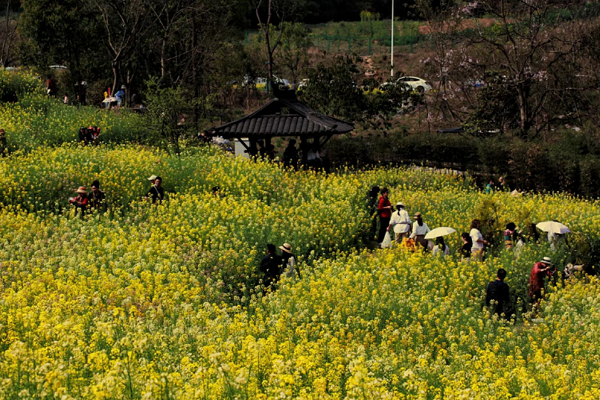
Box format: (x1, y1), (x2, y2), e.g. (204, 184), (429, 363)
(486, 268), (511, 318)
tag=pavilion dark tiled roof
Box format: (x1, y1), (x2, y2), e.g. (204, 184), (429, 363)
(207, 97), (353, 138)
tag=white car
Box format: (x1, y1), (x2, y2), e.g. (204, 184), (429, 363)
(381, 76), (431, 92)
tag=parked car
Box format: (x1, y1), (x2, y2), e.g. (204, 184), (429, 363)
(380, 76), (432, 93)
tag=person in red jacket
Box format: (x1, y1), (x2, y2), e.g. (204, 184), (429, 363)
(529, 256), (555, 303)
(377, 187), (392, 245)
(69, 186), (89, 218)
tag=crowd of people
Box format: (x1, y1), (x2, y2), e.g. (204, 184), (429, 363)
(368, 185), (593, 320)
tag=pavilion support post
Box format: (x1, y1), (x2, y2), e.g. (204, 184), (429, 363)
(316, 134), (333, 151)
(235, 136), (251, 151)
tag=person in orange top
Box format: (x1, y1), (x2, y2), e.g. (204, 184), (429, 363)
(377, 187), (392, 245)
(529, 256), (555, 302)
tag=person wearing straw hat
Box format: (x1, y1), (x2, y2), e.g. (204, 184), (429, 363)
(389, 202), (411, 243)
(280, 243), (301, 279)
(528, 256), (555, 303)
(145, 175), (164, 204)
(69, 186), (89, 217)
(409, 212), (431, 250)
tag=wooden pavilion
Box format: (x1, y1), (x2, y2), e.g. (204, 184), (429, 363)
(206, 94), (354, 159)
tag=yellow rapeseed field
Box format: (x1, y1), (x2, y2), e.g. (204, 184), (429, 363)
(0, 145), (600, 399)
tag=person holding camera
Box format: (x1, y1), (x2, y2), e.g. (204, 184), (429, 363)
(528, 256), (555, 303)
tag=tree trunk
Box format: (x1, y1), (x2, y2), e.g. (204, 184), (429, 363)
(112, 60), (119, 96)
(517, 86), (529, 135)
(161, 36), (167, 80)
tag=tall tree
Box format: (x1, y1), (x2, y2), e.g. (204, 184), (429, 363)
(0, 0), (19, 67)
(20, 0), (101, 84)
(419, 0), (600, 136)
(254, 0), (304, 92)
(91, 0), (149, 94)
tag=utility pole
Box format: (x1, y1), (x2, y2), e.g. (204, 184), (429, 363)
(391, 0), (394, 77)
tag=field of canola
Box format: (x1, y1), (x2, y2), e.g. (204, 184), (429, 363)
(0, 144), (599, 399)
(1, 71), (600, 398)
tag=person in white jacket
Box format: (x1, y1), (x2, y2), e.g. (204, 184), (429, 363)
(388, 202), (411, 243)
(410, 212), (431, 250)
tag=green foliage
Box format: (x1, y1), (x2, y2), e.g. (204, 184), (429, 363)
(143, 78), (204, 154)
(274, 22), (312, 85)
(0, 94), (144, 153)
(328, 130), (600, 198)
(464, 72), (520, 135)
(299, 56), (366, 120)
(299, 57), (414, 131)
(0, 69), (44, 102)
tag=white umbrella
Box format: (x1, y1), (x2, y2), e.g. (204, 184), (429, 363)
(536, 221), (570, 234)
(425, 227), (456, 240)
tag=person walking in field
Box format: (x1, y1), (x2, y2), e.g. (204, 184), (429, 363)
(146, 175), (165, 204)
(280, 243), (301, 279)
(486, 268), (511, 318)
(529, 257), (555, 304)
(389, 202), (411, 243)
(504, 222), (520, 250)
(460, 232), (473, 262)
(410, 212), (430, 250)
(377, 188), (392, 246)
(260, 244), (281, 289)
(470, 219), (487, 261)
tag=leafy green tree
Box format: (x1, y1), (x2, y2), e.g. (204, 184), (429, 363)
(19, 0), (104, 85)
(143, 77), (198, 154)
(299, 56), (414, 134)
(273, 22), (310, 86)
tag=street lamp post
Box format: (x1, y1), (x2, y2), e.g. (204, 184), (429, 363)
(391, 0), (394, 77)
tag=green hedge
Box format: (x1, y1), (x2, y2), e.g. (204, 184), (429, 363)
(329, 132), (600, 198)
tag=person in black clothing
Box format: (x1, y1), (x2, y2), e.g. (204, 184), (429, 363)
(460, 232), (473, 261)
(486, 268), (511, 318)
(146, 175), (165, 204)
(283, 139), (299, 169)
(89, 180), (106, 210)
(259, 244), (281, 289)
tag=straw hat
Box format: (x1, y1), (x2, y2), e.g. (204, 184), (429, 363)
(76, 186), (87, 194)
(414, 212), (422, 219)
(541, 256), (552, 265)
(148, 175), (158, 181)
(279, 243), (292, 253)
(396, 202), (405, 208)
